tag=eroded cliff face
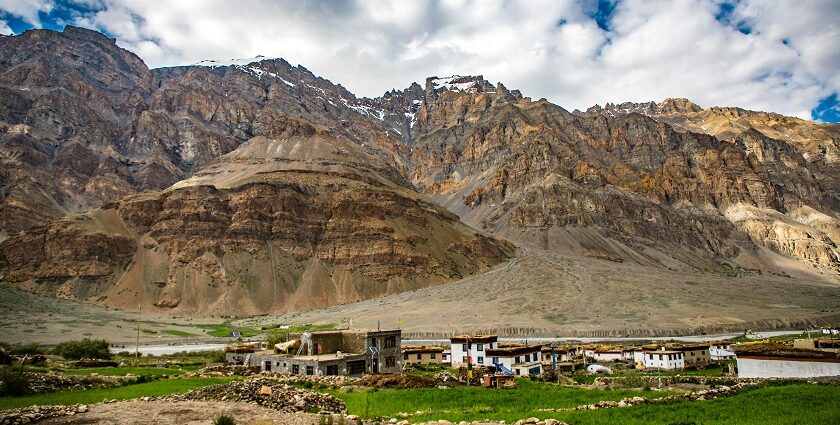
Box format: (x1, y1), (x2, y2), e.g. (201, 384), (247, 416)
(0, 125), (513, 314)
(0, 26), (412, 236)
(0, 26), (837, 318)
(412, 84), (839, 279)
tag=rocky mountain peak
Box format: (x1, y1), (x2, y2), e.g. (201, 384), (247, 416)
(657, 97), (703, 114)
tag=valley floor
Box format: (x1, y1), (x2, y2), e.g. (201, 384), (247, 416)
(248, 248), (840, 338)
(2, 248), (839, 344)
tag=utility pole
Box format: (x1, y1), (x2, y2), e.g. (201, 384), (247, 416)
(135, 304), (141, 361)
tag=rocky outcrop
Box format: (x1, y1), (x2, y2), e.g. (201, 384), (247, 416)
(0, 25), (837, 318)
(0, 27), (413, 235)
(0, 125), (513, 314)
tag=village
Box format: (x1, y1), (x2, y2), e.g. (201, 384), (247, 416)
(224, 327), (840, 382)
(1, 326), (839, 424)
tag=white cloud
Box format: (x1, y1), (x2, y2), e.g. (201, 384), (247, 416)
(0, 0), (53, 26)
(26, 0), (840, 119)
(0, 19), (12, 35)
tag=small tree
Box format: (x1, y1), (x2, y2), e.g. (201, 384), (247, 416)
(52, 338), (112, 360)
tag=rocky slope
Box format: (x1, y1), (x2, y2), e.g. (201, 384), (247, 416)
(0, 26), (412, 236)
(0, 26), (837, 317)
(410, 82), (839, 280)
(0, 116), (512, 314)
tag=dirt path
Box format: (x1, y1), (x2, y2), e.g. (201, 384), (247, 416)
(39, 400), (324, 425)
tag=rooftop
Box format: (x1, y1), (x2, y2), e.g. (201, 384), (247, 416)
(450, 335), (498, 343)
(403, 346), (445, 354)
(486, 344), (543, 356)
(733, 343), (840, 360)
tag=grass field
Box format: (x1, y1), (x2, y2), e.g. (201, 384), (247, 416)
(555, 382), (840, 425)
(329, 379), (679, 422)
(201, 323), (263, 338)
(62, 366), (189, 377)
(323, 380), (839, 424)
(161, 330), (199, 337)
(0, 377), (232, 410)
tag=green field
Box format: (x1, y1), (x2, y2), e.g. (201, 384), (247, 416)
(62, 366), (189, 377)
(324, 380), (840, 424)
(329, 379), (679, 422)
(201, 323), (263, 338)
(555, 383), (840, 425)
(161, 330), (199, 337)
(0, 377), (232, 410)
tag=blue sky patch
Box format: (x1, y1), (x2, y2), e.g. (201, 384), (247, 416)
(812, 93), (840, 123)
(715, 1), (752, 35)
(584, 0), (618, 32)
(1, 1), (110, 36)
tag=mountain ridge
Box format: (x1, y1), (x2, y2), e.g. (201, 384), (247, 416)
(0, 26), (837, 318)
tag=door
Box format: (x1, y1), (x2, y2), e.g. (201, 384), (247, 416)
(372, 357), (379, 373)
(264, 361), (272, 372)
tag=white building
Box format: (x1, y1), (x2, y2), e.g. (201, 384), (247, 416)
(449, 335), (498, 367)
(710, 342), (736, 360)
(592, 349), (624, 363)
(736, 349), (840, 378)
(642, 349), (685, 370)
(486, 344), (543, 376)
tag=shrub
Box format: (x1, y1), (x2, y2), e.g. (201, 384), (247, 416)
(0, 366), (31, 396)
(52, 338), (112, 360)
(213, 414), (236, 425)
(0, 342), (45, 356)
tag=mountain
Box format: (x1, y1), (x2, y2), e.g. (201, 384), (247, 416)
(409, 86), (839, 280)
(0, 26), (837, 318)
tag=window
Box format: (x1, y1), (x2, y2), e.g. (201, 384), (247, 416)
(371, 338), (378, 348)
(385, 336), (396, 348)
(463, 356), (468, 363)
(292, 364), (299, 374)
(658, 354), (663, 360)
(403, 353), (408, 360)
(478, 356), (484, 364)
(306, 366), (313, 375)
(492, 357), (498, 364)
(462, 344), (467, 351)
(386, 356), (396, 367)
(417, 353), (422, 360)
(431, 353), (436, 359)
(477, 343), (484, 351)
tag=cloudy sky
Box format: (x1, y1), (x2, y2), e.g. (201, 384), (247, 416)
(1, 0), (838, 122)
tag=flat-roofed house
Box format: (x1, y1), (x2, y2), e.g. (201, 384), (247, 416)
(592, 348), (624, 363)
(674, 345), (711, 366)
(249, 329), (401, 375)
(734, 344), (840, 378)
(449, 335), (498, 367)
(642, 349), (685, 370)
(403, 346), (445, 365)
(709, 341), (736, 360)
(487, 344), (543, 376)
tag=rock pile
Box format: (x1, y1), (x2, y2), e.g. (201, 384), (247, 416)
(572, 382), (755, 411)
(26, 371), (118, 394)
(433, 371), (458, 382)
(195, 364), (261, 377)
(0, 404), (88, 424)
(273, 374), (360, 388)
(169, 378), (346, 413)
(358, 374), (437, 389)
